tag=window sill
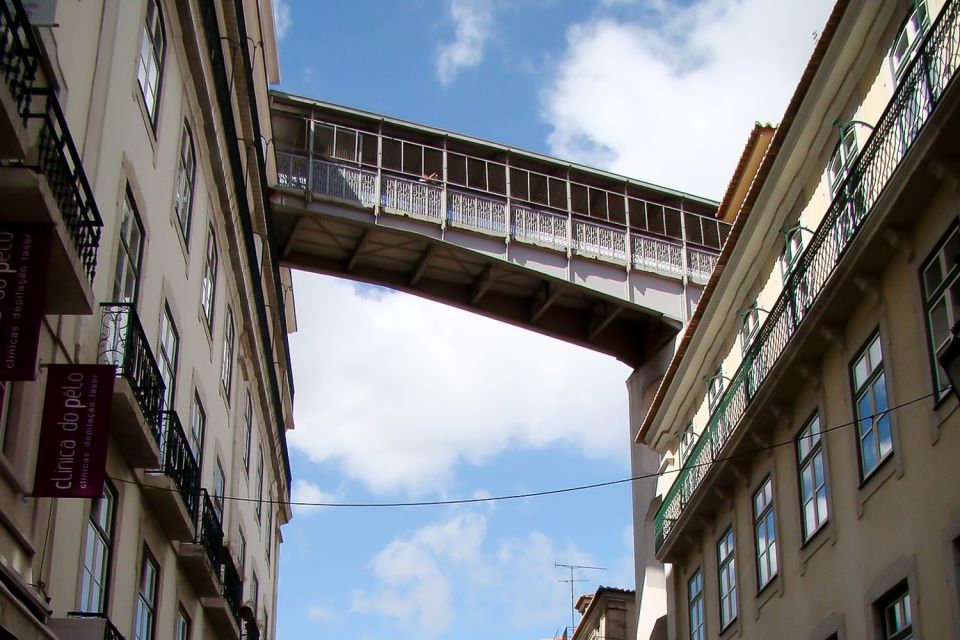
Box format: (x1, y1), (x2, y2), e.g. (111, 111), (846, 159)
(930, 390), (958, 445)
(719, 615), (741, 639)
(133, 86), (160, 162)
(754, 574), (782, 620)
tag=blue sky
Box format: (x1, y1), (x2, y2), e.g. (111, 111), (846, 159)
(271, 1), (833, 639)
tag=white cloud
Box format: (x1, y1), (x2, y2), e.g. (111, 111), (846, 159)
(540, 0), (833, 199)
(288, 274), (631, 496)
(307, 604), (332, 621)
(290, 479), (337, 517)
(436, 0), (495, 85)
(273, 0), (291, 41)
(352, 513), (593, 637)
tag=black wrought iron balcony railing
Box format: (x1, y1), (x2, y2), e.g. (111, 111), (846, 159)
(654, 0), (960, 551)
(158, 411), (200, 521)
(197, 489), (224, 573)
(98, 303), (166, 443)
(28, 89), (103, 283)
(0, 0), (39, 115)
(221, 551), (243, 629)
(64, 612), (126, 640)
(0, 0), (103, 285)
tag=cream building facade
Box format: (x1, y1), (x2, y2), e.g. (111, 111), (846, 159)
(0, 1), (294, 639)
(632, 0), (960, 638)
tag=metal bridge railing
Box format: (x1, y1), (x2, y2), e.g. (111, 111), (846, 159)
(654, 0), (960, 551)
(276, 153), (718, 282)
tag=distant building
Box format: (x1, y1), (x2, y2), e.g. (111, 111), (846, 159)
(571, 587), (639, 640)
(631, 0), (960, 638)
(0, 1), (294, 639)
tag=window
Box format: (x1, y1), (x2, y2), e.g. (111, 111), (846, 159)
(0, 381), (13, 458)
(678, 422), (697, 464)
(136, 0), (165, 125)
(753, 477), (778, 589)
(890, 0), (930, 80)
(688, 569), (705, 640)
(266, 502), (273, 563)
(78, 484), (116, 613)
(133, 548), (159, 640)
(255, 446), (264, 522)
(188, 392), (205, 461)
(797, 413), (829, 540)
(242, 392), (252, 471)
(707, 368), (724, 412)
(174, 124), (196, 240)
(252, 572), (260, 615)
(113, 190), (144, 304)
(158, 305), (179, 410)
(880, 586), (913, 640)
(221, 308), (235, 397)
(717, 527), (737, 629)
(213, 458), (225, 520)
(921, 224), (960, 401)
(740, 304), (761, 353)
(175, 607), (190, 640)
(200, 226), (218, 331)
(827, 125), (858, 194)
(238, 528), (246, 575)
(781, 224), (806, 275)
(852, 332), (893, 479)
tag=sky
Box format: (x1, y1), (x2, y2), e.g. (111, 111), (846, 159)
(271, 1), (833, 639)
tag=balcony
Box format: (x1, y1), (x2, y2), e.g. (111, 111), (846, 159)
(138, 411), (200, 541)
(0, 1), (102, 315)
(654, 0), (960, 558)
(50, 613), (125, 640)
(98, 303), (165, 469)
(202, 551), (243, 640)
(177, 489), (224, 597)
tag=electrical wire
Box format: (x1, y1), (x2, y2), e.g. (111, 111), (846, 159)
(106, 390), (937, 509)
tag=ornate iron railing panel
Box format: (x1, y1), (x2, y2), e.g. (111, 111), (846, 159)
(159, 411), (200, 522)
(573, 220), (628, 263)
(511, 204), (569, 251)
(380, 174), (443, 222)
(221, 552), (243, 629)
(655, 0), (960, 550)
(632, 234), (683, 276)
(98, 303), (165, 446)
(447, 191), (507, 236)
(312, 158), (377, 206)
(0, 0), (38, 115)
(687, 247), (719, 284)
(196, 489), (224, 574)
(65, 613), (126, 640)
(275, 151), (307, 190)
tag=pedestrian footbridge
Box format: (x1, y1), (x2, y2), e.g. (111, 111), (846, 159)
(268, 92), (729, 367)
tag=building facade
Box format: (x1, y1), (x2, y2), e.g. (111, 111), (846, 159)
(571, 587), (638, 640)
(633, 0), (960, 638)
(0, 1), (294, 639)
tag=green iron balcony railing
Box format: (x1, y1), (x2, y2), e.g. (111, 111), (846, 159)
(158, 411), (201, 522)
(98, 303), (167, 445)
(0, 0), (103, 284)
(655, 0), (960, 551)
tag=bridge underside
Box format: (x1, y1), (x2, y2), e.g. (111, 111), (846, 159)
(272, 192), (682, 368)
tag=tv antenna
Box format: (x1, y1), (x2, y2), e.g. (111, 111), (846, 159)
(555, 562), (606, 634)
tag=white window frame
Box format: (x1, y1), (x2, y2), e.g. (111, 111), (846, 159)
(889, 0), (930, 81)
(753, 477), (778, 589)
(921, 223), (960, 401)
(135, 0), (165, 125)
(158, 304), (179, 410)
(688, 568), (705, 640)
(200, 226), (218, 331)
(881, 587), (913, 640)
(78, 483), (116, 613)
(221, 307), (235, 397)
(174, 123), (196, 241)
(189, 391), (205, 462)
(827, 124), (859, 194)
(851, 332), (894, 479)
(797, 413), (829, 540)
(717, 527), (737, 629)
(113, 190), (144, 304)
(133, 547), (159, 640)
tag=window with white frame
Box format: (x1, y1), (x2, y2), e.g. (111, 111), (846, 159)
(158, 305), (179, 410)
(797, 413), (829, 540)
(255, 446), (264, 522)
(678, 422), (697, 464)
(213, 458), (225, 520)
(852, 332), (893, 479)
(200, 225), (218, 331)
(880, 585), (913, 640)
(890, 0), (930, 81)
(113, 190), (144, 304)
(781, 224), (806, 275)
(78, 483), (116, 613)
(189, 392), (205, 461)
(174, 607), (190, 640)
(688, 569), (705, 640)
(921, 223), (960, 401)
(133, 547), (159, 640)
(221, 307), (235, 397)
(238, 528), (246, 575)
(266, 500), (273, 563)
(827, 125), (858, 194)
(753, 477), (778, 589)
(717, 527), (737, 629)
(740, 303), (761, 352)
(242, 391), (253, 471)
(707, 368), (725, 412)
(174, 123), (196, 240)
(135, 0), (165, 125)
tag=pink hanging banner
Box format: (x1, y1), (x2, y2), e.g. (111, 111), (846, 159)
(33, 364), (115, 498)
(0, 223), (52, 380)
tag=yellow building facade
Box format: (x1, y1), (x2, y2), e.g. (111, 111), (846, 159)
(635, 0), (960, 638)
